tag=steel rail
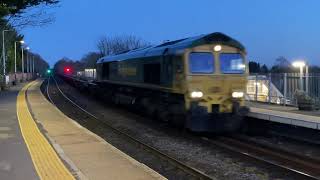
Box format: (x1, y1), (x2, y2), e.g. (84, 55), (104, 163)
(48, 76), (215, 180)
(202, 136), (320, 180)
(46, 76), (54, 104)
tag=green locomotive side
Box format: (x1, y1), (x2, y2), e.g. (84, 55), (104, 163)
(97, 55), (185, 92)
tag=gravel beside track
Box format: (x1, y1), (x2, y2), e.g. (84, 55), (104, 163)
(244, 135), (320, 162)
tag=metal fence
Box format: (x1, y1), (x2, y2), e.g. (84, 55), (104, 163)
(76, 69), (97, 80)
(0, 73), (34, 89)
(246, 73), (320, 106)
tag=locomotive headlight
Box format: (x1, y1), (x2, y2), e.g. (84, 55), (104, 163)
(232, 91), (244, 98)
(190, 91), (203, 98)
(214, 45), (222, 52)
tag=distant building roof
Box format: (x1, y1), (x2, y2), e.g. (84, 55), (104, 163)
(97, 32), (245, 64)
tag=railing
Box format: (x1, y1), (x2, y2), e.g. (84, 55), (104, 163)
(246, 73), (320, 106)
(76, 69), (97, 80)
(0, 73), (36, 88)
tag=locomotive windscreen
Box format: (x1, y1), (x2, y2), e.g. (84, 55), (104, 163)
(189, 52), (215, 74)
(220, 53), (245, 74)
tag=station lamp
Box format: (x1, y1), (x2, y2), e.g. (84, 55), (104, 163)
(292, 61), (305, 68)
(292, 60), (307, 91)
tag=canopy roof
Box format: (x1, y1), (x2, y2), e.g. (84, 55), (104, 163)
(97, 32), (245, 64)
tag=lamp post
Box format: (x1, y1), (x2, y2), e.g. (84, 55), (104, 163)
(30, 54), (34, 79)
(32, 56), (34, 74)
(32, 56), (35, 76)
(26, 47), (30, 80)
(15, 40), (24, 81)
(292, 61), (306, 91)
(21, 46), (24, 81)
(2, 29), (12, 85)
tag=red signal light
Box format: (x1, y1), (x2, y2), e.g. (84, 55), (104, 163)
(64, 67), (72, 74)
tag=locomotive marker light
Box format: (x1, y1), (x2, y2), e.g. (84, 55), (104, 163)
(190, 91), (204, 98)
(238, 64), (246, 69)
(214, 45), (222, 52)
(232, 91), (244, 98)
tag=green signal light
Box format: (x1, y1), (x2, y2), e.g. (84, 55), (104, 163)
(47, 69), (52, 74)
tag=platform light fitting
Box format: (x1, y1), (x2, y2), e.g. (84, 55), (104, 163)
(292, 61), (306, 68)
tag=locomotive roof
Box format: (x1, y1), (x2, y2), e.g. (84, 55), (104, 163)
(97, 32), (245, 64)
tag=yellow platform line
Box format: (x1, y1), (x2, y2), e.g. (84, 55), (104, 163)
(16, 81), (75, 180)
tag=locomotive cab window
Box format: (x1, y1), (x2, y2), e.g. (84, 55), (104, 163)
(220, 53), (245, 74)
(102, 63), (110, 79)
(189, 52), (214, 74)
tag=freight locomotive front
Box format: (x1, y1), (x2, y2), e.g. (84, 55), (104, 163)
(96, 32), (249, 133)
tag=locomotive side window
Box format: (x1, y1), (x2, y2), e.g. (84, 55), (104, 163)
(102, 63), (109, 79)
(220, 53), (245, 74)
(174, 55), (183, 73)
(189, 52), (214, 74)
(144, 63), (161, 84)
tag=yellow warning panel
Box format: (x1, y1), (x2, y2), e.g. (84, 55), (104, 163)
(16, 81), (75, 180)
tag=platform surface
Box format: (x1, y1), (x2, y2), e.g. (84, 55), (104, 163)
(27, 80), (165, 180)
(0, 83), (39, 180)
(246, 101), (320, 130)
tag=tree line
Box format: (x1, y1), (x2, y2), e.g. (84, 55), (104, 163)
(249, 56), (320, 74)
(54, 35), (149, 73)
(54, 33), (320, 75)
(0, 0), (57, 76)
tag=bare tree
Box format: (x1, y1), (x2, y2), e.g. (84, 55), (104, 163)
(7, 4), (59, 28)
(0, 0), (58, 17)
(80, 52), (103, 68)
(97, 35), (150, 56)
(1, 1), (59, 28)
(9, 9), (54, 28)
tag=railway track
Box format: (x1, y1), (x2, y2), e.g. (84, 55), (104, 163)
(45, 76), (214, 180)
(46, 76), (320, 180)
(203, 136), (320, 180)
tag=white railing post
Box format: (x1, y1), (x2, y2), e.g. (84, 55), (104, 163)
(255, 74), (258, 101)
(306, 65), (309, 94)
(284, 73), (287, 106)
(268, 73), (272, 104)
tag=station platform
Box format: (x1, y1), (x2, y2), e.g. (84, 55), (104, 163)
(0, 83), (39, 180)
(246, 101), (320, 130)
(0, 80), (165, 180)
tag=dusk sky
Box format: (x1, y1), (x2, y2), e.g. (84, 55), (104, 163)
(21, 0), (320, 67)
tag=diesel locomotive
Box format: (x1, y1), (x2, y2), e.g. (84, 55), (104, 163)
(95, 32), (248, 133)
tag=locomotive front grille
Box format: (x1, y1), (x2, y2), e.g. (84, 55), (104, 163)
(212, 104), (219, 113)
